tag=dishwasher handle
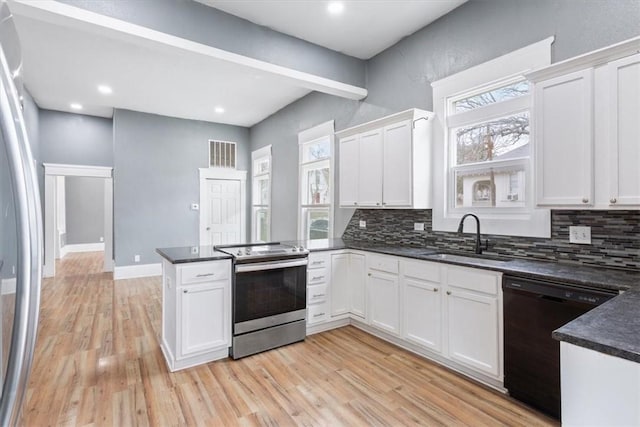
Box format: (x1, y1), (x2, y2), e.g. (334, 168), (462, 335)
(503, 276), (616, 306)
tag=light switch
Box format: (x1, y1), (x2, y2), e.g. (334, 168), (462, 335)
(569, 226), (591, 244)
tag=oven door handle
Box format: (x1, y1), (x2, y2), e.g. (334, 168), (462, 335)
(235, 259), (308, 273)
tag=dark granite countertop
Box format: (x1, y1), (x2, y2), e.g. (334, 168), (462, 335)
(553, 290), (640, 363)
(156, 246), (232, 264)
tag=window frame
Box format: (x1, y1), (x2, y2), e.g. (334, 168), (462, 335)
(431, 37), (554, 238)
(251, 145), (271, 243)
(297, 121), (335, 241)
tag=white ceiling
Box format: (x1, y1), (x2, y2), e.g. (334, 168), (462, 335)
(8, 0), (466, 127)
(199, 0), (467, 60)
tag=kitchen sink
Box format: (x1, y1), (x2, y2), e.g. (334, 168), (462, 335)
(424, 252), (515, 263)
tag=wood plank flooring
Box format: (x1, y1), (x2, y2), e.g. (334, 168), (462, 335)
(24, 252), (557, 426)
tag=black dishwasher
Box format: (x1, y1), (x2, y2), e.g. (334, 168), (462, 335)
(502, 276), (616, 419)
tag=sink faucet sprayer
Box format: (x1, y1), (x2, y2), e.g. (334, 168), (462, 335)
(457, 213), (489, 255)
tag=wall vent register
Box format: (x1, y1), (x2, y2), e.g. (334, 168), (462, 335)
(209, 140), (237, 168)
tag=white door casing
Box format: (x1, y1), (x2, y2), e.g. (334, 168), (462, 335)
(199, 168), (246, 246)
(43, 163), (113, 278)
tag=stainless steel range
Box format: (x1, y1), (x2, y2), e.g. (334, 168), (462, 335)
(215, 242), (309, 359)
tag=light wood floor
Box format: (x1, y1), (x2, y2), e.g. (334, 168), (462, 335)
(24, 252), (557, 426)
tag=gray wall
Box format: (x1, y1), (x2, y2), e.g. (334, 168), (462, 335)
(65, 176), (105, 245)
(251, 0), (640, 241)
(113, 109), (250, 266)
(39, 109), (113, 167)
(58, 0), (365, 87)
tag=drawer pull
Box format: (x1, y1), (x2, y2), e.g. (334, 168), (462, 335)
(311, 261), (324, 265)
(196, 273), (215, 277)
(433, 288), (438, 292)
(610, 198), (617, 204)
(446, 291), (451, 295)
(312, 293), (326, 298)
(311, 276), (324, 281)
(183, 290), (188, 294)
(582, 197), (589, 204)
(313, 312), (326, 318)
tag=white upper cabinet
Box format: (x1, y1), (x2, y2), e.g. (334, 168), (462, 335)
(534, 69), (594, 206)
(337, 109), (433, 209)
(528, 37), (640, 209)
(358, 129), (384, 206)
(608, 53), (640, 207)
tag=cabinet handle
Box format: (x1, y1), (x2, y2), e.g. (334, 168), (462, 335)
(311, 261), (323, 265)
(433, 288), (438, 292)
(446, 291), (451, 295)
(311, 276), (324, 281)
(382, 202), (387, 206)
(313, 312), (326, 318)
(312, 293), (326, 298)
(183, 290), (188, 294)
(582, 197), (589, 204)
(354, 202), (358, 206)
(376, 202), (380, 206)
(610, 198), (617, 204)
(367, 273), (372, 277)
(196, 273), (214, 277)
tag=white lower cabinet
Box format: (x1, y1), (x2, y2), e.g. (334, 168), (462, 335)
(180, 280), (230, 357)
(401, 259), (442, 354)
(348, 253), (366, 319)
(330, 253), (350, 316)
(367, 269), (400, 335)
(161, 259), (231, 372)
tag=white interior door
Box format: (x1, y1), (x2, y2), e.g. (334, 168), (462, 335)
(203, 179), (242, 245)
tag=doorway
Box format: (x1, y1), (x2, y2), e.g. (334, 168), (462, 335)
(43, 163), (113, 278)
(199, 168), (246, 246)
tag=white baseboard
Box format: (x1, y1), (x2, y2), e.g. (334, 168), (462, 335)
(113, 263), (162, 280)
(1, 278), (16, 295)
(59, 245), (68, 259)
(62, 242), (105, 255)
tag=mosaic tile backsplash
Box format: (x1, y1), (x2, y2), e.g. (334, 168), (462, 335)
(342, 210), (640, 270)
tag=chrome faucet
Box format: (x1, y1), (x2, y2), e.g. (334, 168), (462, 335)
(457, 213), (489, 254)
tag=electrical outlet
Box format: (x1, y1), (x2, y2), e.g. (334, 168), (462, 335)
(134, 254), (141, 263)
(569, 226), (591, 244)
(99, 237), (104, 242)
(414, 222), (425, 231)
(191, 203), (199, 211)
(359, 220), (366, 229)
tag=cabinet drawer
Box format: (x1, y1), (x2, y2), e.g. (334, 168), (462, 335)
(368, 254), (399, 274)
(307, 303), (329, 325)
(308, 252), (331, 269)
(307, 267), (329, 285)
(447, 266), (499, 295)
(180, 261), (230, 285)
(402, 259), (440, 282)
(308, 283), (328, 304)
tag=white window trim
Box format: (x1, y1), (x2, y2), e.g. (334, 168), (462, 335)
(431, 37), (554, 238)
(251, 145), (272, 242)
(297, 120), (335, 241)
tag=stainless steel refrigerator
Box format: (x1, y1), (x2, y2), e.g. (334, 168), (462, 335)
(0, 0), (43, 424)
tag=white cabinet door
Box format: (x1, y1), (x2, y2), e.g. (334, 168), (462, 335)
(330, 253), (349, 317)
(383, 120), (413, 207)
(608, 53), (640, 206)
(180, 280), (230, 357)
(349, 253), (366, 319)
(358, 129), (384, 207)
(446, 288), (499, 377)
(403, 277), (442, 353)
(339, 135), (359, 207)
(367, 270), (400, 335)
(535, 68), (594, 206)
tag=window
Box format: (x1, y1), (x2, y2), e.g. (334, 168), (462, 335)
(251, 145), (271, 242)
(298, 121), (335, 241)
(449, 80), (530, 210)
(431, 38), (553, 238)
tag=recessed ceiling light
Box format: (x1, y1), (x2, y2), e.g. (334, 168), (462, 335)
(70, 103), (83, 110)
(97, 84), (113, 95)
(214, 106), (225, 114)
(327, 1), (344, 15)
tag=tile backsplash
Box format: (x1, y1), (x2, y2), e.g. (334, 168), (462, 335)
(342, 209), (640, 270)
